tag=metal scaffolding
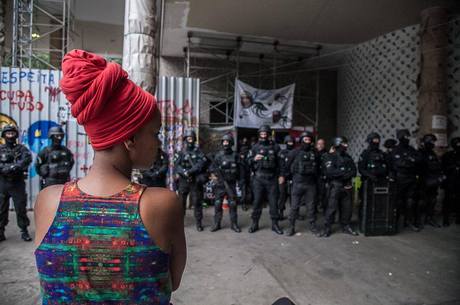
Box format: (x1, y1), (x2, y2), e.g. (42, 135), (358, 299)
(11, 0), (73, 69)
(185, 31), (322, 130)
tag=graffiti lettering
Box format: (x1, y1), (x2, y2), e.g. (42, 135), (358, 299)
(0, 90), (34, 102)
(45, 86), (61, 102)
(67, 140), (87, 148)
(0, 70), (55, 85)
(80, 165), (90, 175)
(9, 101), (44, 112)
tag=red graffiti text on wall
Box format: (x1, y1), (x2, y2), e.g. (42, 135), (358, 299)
(157, 99), (197, 125)
(0, 89), (44, 112)
(45, 86), (61, 102)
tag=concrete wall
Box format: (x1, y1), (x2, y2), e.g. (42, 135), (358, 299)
(337, 17), (460, 159)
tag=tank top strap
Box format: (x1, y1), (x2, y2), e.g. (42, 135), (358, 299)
(60, 179), (146, 203)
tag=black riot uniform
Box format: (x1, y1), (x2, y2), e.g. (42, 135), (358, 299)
(209, 134), (244, 233)
(358, 132), (389, 182)
(0, 125), (32, 242)
(285, 131), (318, 236)
(174, 130), (208, 231)
(140, 148), (169, 187)
(319, 136), (358, 237)
(419, 134), (445, 227)
(389, 129), (423, 232)
(238, 137), (252, 210)
(278, 135), (294, 220)
(36, 126), (74, 189)
(247, 125), (283, 234)
(442, 137), (460, 226)
(315, 141), (328, 215)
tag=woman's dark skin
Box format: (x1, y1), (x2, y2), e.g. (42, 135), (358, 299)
(34, 110), (186, 291)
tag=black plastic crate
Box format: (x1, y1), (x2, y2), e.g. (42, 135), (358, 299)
(360, 180), (398, 236)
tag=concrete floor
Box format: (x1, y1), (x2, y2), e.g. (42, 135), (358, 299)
(0, 208), (459, 305)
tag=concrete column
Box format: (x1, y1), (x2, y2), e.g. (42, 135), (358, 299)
(417, 7), (449, 148)
(0, 0), (5, 66)
(122, 0), (157, 94)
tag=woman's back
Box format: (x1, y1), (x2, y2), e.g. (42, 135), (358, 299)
(35, 180), (171, 305)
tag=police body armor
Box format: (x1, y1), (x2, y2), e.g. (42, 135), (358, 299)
(218, 152), (239, 182)
(364, 150), (388, 178)
(392, 148), (418, 178)
(176, 148), (208, 184)
(47, 149), (73, 179)
(278, 149), (290, 175)
(253, 143), (278, 178)
(292, 150), (316, 176)
(423, 151), (443, 188)
(0, 146), (27, 180)
(443, 152), (460, 189)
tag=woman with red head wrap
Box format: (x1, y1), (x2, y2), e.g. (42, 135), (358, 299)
(33, 50), (186, 305)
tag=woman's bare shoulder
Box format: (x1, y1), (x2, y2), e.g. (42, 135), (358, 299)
(34, 184), (65, 247)
(35, 185), (65, 212)
(141, 187), (182, 219)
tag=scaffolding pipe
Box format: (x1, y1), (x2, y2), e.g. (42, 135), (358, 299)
(315, 71), (320, 140)
(123, 0), (157, 93)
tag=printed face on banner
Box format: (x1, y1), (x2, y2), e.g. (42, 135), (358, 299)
(235, 80), (295, 129)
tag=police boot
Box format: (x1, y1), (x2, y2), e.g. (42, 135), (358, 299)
(196, 221), (204, 232)
(342, 225), (359, 236)
(309, 222), (319, 234)
(425, 217), (441, 228)
(21, 229), (32, 242)
(248, 221), (259, 233)
(443, 215), (450, 227)
(231, 222), (242, 233)
(0, 230), (5, 242)
(210, 221), (221, 232)
(318, 226), (331, 238)
(287, 221), (296, 236)
(410, 224), (421, 232)
(271, 221), (283, 235)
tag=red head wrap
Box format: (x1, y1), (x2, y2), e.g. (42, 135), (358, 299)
(60, 50), (157, 150)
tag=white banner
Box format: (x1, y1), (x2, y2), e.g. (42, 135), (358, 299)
(234, 80), (294, 129)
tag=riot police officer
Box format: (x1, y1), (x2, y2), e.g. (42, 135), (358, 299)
(419, 134), (445, 227)
(442, 137), (460, 226)
(0, 125), (32, 242)
(36, 126), (74, 189)
(140, 147), (169, 187)
(209, 134), (244, 233)
(315, 138), (328, 215)
(239, 137), (252, 210)
(278, 135), (295, 220)
(358, 132), (389, 182)
(319, 136), (358, 237)
(389, 129), (423, 232)
(285, 131), (318, 236)
(247, 125), (283, 234)
(174, 130), (208, 231)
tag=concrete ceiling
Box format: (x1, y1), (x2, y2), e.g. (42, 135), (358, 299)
(162, 0), (459, 58)
(73, 0), (125, 26)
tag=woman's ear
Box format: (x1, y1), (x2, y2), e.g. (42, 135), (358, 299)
(124, 136), (136, 151)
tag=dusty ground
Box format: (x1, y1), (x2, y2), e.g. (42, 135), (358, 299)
(0, 208), (459, 305)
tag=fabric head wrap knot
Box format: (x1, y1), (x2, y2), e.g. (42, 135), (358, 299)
(60, 49), (157, 150)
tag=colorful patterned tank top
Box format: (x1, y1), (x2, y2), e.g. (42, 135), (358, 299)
(35, 180), (171, 305)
